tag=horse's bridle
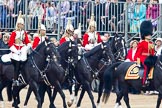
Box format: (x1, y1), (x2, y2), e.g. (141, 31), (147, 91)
(83, 44), (113, 78)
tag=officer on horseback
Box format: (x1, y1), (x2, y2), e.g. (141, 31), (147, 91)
(59, 19), (75, 45)
(8, 11), (31, 86)
(32, 24), (47, 49)
(82, 14), (102, 51)
(134, 20), (155, 87)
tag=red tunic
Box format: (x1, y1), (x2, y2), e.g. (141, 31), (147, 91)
(59, 36), (74, 45)
(126, 48), (136, 62)
(59, 37), (66, 45)
(82, 32), (102, 47)
(134, 40), (155, 63)
(32, 36), (46, 49)
(8, 31), (30, 49)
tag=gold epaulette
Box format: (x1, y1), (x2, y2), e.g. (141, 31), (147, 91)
(136, 58), (140, 65)
(148, 43), (154, 50)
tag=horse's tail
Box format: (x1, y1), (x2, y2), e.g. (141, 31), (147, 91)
(102, 62), (122, 104)
(7, 82), (12, 101)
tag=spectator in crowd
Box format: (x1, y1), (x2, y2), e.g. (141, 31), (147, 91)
(124, 0), (135, 32)
(56, 1), (70, 34)
(146, 0), (159, 31)
(130, 0), (146, 32)
(108, 0), (124, 31)
(32, 1), (44, 29)
(0, 32), (3, 47)
(5, 0), (14, 11)
(101, 33), (111, 43)
(79, 0), (92, 30)
(0, 32), (10, 55)
(155, 37), (162, 56)
(46, 2), (57, 33)
(28, 0), (37, 15)
(7, 0), (24, 29)
(94, 0), (106, 31)
(28, 0), (37, 30)
(2, 32), (9, 45)
(100, 0), (111, 31)
(69, 0), (82, 29)
(0, 3), (7, 28)
(125, 40), (138, 62)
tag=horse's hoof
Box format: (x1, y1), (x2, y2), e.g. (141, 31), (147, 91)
(0, 101), (5, 108)
(118, 105), (123, 108)
(97, 103), (101, 108)
(114, 103), (119, 108)
(23, 105), (27, 108)
(67, 101), (73, 107)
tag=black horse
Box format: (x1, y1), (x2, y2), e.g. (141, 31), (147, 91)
(110, 33), (127, 61)
(74, 42), (115, 108)
(94, 34), (127, 106)
(0, 39), (60, 108)
(102, 54), (162, 108)
(23, 40), (79, 108)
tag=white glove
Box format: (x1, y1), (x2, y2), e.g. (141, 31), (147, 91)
(27, 43), (32, 49)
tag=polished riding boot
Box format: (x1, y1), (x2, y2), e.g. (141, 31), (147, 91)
(11, 59), (21, 86)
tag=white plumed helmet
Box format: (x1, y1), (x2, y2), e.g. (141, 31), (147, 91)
(66, 19), (74, 32)
(74, 23), (81, 38)
(17, 18), (24, 25)
(87, 14), (97, 32)
(15, 11), (24, 30)
(40, 24), (46, 31)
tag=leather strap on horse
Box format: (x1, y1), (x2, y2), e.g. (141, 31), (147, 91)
(83, 55), (109, 79)
(31, 56), (52, 86)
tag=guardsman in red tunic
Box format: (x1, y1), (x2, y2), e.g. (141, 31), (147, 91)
(82, 14), (102, 50)
(134, 20), (155, 86)
(32, 24), (47, 49)
(1, 11), (32, 86)
(59, 19), (74, 45)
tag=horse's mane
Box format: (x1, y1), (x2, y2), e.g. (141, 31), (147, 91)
(58, 41), (77, 53)
(84, 44), (101, 57)
(35, 41), (45, 51)
(58, 41), (69, 51)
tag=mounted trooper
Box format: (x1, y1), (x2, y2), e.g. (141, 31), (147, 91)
(82, 14), (102, 51)
(59, 19), (75, 45)
(134, 20), (155, 87)
(1, 11), (32, 86)
(32, 23), (47, 49)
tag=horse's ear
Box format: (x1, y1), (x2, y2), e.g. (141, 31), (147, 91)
(45, 37), (50, 46)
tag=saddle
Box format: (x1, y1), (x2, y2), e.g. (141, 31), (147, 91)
(125, 64), (154, 80)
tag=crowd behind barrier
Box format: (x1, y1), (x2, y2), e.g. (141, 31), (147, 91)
(0, 0), (161, 39)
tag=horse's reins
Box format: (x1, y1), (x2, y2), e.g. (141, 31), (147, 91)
(83, 50), (111, 79)
(31, 55), (52, 86)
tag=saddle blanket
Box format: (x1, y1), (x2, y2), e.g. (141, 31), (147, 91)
(125, 64), (154, 80)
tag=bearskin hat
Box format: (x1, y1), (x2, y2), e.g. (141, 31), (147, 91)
(140, 20), (153, 40)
